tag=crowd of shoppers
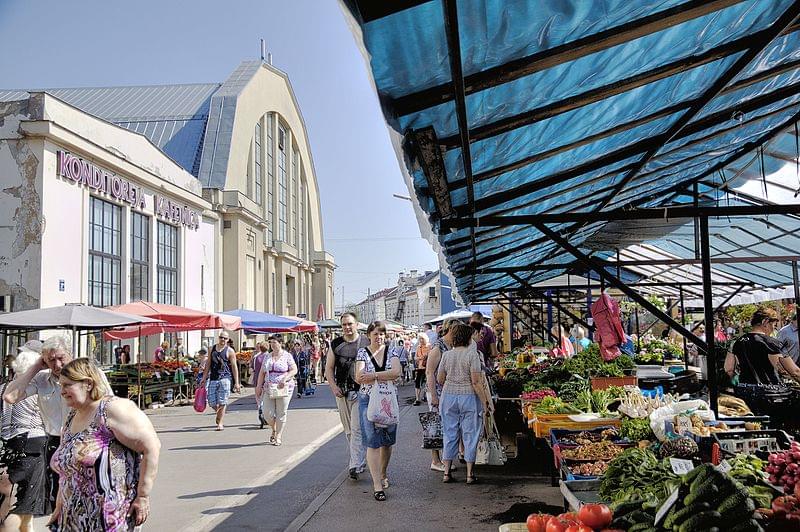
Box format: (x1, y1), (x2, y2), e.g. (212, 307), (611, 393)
(0, 336), (162, 531)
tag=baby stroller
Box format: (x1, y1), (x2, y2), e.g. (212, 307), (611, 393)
(296, 354), (316, 397)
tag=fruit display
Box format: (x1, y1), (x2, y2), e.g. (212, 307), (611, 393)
(557, 428), (621, 446)
(619, 417), (654, 442)
(525, 504), (613, 532)
(658, 437), (699, 459)
(727, 455), (779, 509)
(532, 396), (582, 415)
(521, 388), (556, 401)
(236, 350), (253, 363)
(608, 464), (761, 531)
(600, 448), (680, 508)
(569, 460), (609, 477)
(765, 442), (800, 491)
(562, 441), (625, 461)
(617, 389), (676, 419)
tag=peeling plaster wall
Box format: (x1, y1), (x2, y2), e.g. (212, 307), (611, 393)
(0, 99), (42, 311)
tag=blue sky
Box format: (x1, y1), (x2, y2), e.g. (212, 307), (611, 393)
(0, 0), (439, 308)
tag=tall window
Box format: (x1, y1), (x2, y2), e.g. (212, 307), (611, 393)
(278, 126), (288, 242)
(299, 178), (305, 260)
(130, 212), (150, 301)
(272, 272), (277, 312)
(157, 221), (179, 305)
(267, 114), (274, 244)
(88, 197), (121, 306)
(291, 149), (298, 247)
(254, 121), (263, 206)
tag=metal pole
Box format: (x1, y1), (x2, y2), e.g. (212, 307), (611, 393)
(635, 305), (641, 351)
(555, 289), (563, 348)
(700, 216), (718, 416)
(680, 285), (688, 371)
(546, 291), (553, 336)
(793, 261), (800, 358)
(587, 274), (593, 341)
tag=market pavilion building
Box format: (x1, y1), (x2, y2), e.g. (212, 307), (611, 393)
(0, 60), (335, 358)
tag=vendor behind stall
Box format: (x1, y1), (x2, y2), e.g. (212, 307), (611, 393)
(725, 307), (800, 385)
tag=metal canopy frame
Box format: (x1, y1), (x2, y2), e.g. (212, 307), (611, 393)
(346, 1), (800, 416)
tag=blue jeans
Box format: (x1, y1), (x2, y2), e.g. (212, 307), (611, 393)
(358, 394), (397, 449)
(440, 392), (482, 463)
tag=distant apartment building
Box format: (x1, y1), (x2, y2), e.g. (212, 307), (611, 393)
(354, 270), (457, 327)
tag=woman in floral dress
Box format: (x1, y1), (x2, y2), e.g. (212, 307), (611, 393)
(48, 358), (161, 531)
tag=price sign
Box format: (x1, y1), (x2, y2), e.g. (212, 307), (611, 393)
(654, 487), (681, 526)
(716, 460), (732, 474)
(669, 457), (695, 475)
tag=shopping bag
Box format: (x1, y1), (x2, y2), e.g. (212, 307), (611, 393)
(193, 386), (207, 413)
(367, 381), (399, 427)
(484, 413), (507, 466)
(475, 436), (490, 465)
(267, 383), (289, 398)
(418, 411), (443, 449)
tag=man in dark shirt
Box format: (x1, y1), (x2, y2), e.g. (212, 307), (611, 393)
(728, 308), (800, 385)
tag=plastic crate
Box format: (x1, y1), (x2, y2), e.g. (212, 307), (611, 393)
(712, 429), (793, 456)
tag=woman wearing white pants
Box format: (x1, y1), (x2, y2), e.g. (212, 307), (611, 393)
(256, 336), (297, 446)
(436, 322), (493, 485)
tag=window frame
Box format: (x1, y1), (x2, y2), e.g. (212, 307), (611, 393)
(130, 211), (150, 301)
(88, 197), (122, 307)
(156, 221), (179, 305)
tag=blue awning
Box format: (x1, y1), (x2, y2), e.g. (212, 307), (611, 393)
(343, 0), (800, 300)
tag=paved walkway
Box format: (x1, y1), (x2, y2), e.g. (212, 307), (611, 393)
(291, 385), (564, 532)
(30, 383), (563, 531)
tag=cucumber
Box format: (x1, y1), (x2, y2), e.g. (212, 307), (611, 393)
(684, 482), (719, 506)
(665, 502), (710, 528)
(610, 516), (632, 529)
(718, 492), (748, 514)
(683, 463), (712, 485)
(677, 511), (722, 532)
(728, 519), (763, 532)
(613, 499), (645, 516)
(628, 523), (653, 532)
(626, 510), (652, 524)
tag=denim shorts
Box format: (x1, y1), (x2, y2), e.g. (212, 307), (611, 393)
(358, 393), (397, 449)
(207, 378), (231, 406)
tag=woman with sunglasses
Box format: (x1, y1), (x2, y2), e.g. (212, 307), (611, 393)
(727, 307), (800, 385)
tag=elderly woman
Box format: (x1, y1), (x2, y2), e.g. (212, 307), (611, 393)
(47, 358), (160, 531)
(256, 336), (297, 446)
(426, 318), (460, 473)
(355, 321), (401, 502)
(0, 347), (47, 532)
(437, 322), (493, 485)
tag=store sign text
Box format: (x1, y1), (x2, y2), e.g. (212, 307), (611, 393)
(57, 150), (199, 230)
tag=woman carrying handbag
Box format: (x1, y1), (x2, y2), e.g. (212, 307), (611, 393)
(255, 336), (297, 446)
(355, 321), (401, 502)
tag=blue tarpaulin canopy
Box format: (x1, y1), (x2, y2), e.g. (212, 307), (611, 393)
(222, 309), (310, 333)
(342, 0), (800, 302)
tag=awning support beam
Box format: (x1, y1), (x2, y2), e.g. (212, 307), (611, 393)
(509, 272), (595, 333)
(532, 222), (707, 348)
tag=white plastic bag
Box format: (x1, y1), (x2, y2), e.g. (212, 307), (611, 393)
(649, 399), (715, 441)
(367, 381), (399, 427)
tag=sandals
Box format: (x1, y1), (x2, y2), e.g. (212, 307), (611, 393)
(274, 438), (282, 446)
(269, 434), (276, 444)
(442, 472), (454, 483)
(466, 475), (478, 485)
(373, 490), (386, 501)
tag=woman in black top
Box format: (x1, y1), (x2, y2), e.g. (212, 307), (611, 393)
(726, 308), (800, 385)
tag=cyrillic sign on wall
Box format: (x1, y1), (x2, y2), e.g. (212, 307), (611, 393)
(56, 150), (200, 230)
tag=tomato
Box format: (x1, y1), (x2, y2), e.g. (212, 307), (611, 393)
(526, 513), (552, 532)
(545, 519), (570, 532)
(578, 503), (613, 530)
(565, 526), (593, 532)
(557, 512), (580, 524)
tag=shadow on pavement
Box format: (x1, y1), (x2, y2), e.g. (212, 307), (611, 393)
(190, 435), (348, 531)
(169, 442), (266, 451)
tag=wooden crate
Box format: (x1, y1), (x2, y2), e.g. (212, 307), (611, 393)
(590, 375), (637, 390)
(531, 414), (621, 438)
